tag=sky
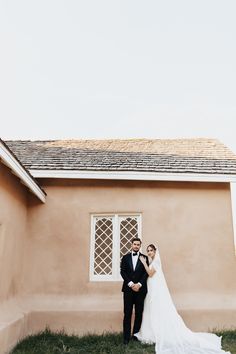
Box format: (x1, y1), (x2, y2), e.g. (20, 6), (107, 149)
(0, 0), (236, 153)
(1, 1), (236, 247)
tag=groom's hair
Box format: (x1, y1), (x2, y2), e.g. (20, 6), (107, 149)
(131, 237), (142, 244)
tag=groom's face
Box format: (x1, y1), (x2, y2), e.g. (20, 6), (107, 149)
(131, 241), (141, 253)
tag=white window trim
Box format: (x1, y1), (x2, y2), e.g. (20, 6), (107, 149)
(90, 213), (142, 281)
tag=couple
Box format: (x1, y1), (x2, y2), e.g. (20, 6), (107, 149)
(120, 237), (230, 354)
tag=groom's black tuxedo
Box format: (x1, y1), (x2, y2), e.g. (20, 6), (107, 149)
(121, 252), (149, 293)
(120, 252), (149, 343)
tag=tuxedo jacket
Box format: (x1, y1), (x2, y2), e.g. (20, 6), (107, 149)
(120, 252), (149, 294)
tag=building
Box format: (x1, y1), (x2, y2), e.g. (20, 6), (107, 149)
(1, 138), (236, 353)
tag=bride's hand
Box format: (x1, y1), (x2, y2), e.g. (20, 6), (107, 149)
(139, 255), (146, 265)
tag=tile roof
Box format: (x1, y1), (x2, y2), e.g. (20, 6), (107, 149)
(5, 138), (236, 175)
(0, 139), (46, 201)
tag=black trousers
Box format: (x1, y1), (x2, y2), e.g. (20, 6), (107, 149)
(123, 290), (146, 342)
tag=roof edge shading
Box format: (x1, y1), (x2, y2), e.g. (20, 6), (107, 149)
(30, 169), (236, 183)
(0, 139), (46, 203)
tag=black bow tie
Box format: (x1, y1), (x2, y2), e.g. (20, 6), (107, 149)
(133, 252), (138, 256)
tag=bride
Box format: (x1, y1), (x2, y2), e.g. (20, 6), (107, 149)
(134, 244), (230, 354)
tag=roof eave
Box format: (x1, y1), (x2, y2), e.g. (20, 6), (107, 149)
(0, 139), (46, 203)
(29, 169), (236, 183)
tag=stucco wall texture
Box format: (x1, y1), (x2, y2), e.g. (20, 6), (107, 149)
(0, 163), (28, 302)
(0, 172), (236, 353)
(25, 179), (236, 298)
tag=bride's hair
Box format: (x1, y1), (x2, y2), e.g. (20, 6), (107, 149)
(147, 244), (157, 251)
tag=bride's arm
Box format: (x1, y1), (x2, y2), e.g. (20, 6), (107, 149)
(140, 256), (156, 277)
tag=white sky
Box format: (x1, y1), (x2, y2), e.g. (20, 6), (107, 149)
(0, 0), (236, 153)
(1, 1), (236, 248)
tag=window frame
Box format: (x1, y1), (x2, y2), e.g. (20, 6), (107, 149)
(90, 213), (142, 281)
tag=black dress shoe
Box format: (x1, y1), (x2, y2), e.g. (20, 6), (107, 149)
(123, 340), (129, 345)
(131, 335), (138, 341)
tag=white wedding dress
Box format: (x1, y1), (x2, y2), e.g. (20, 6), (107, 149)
(134, 250), (230, 354)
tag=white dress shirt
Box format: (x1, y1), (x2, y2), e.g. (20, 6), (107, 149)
(128, 252), (142, 288)
(131, 251), (139, 270)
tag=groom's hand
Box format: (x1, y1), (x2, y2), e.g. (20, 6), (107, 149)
(132, 283), (141, 292)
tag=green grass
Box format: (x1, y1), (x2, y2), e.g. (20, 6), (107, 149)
(10, 328), (236, 354)
(215, 329), (236, 354)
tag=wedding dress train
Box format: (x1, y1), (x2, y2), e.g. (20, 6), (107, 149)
(134, 250), (230, 354)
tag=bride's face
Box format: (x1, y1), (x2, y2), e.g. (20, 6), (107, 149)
(147, 247), (156, 259)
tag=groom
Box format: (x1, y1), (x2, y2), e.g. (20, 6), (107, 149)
(120, 237), (149, 345)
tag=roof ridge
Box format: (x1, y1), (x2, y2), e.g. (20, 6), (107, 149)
(6, 137), (221, 142)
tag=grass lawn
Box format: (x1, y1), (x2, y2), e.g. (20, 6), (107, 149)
(11, 329), (236, 354)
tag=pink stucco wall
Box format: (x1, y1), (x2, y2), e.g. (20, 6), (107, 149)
(23, 179), (236, 299)
(0, 163), (28, 302)
(1, 174), (236, 353)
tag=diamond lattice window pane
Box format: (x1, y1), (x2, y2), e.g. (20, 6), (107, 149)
(94, 217), (113, 275)
(120, 217), (139, 259)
